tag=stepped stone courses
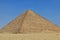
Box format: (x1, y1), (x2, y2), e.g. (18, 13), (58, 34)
(1, 10), (60, 33)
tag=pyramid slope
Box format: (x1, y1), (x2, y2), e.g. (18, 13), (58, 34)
(1, 12), (27, 33)
(1, 10), (60, 33)
(19, 10), (60, 33)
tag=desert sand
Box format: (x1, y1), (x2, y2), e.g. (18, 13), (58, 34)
(0, 32), (60, 40)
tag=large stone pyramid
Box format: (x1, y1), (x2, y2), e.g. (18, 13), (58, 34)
(1, 10), (60, 33)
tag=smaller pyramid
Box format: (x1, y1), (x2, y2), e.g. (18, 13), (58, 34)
(1, 10), (60, 33)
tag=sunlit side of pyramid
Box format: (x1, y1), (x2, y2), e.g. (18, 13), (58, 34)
(1, 10), (60, 33)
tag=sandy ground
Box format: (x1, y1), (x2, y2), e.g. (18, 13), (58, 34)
(0, 32), (60, 40)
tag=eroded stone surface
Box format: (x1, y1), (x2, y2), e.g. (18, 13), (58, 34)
(1, 10), (60, 33)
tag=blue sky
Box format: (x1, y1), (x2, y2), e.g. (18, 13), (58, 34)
(0, 0), (60, 29)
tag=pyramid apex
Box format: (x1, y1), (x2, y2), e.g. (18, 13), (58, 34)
(25, 10), (34, 13)
(24, 10), (35, 15)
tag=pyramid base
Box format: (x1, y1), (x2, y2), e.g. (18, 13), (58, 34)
(0, 32), (60, 40)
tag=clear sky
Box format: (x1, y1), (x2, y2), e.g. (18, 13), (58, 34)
(0, 0), (60, 29)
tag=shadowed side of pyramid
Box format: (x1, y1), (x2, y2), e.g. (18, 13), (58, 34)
(1, 10), (60, 33)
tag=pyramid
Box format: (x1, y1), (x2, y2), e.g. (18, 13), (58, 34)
(1, 10), (60, 33)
